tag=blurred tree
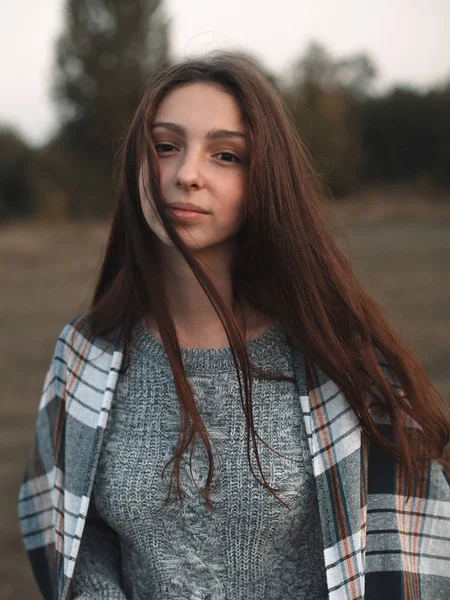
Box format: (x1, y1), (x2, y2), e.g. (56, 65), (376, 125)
(0, 128), (35, 220)
(30, 145), (72, 220)
(362, 82), (450, 187)
(288, 41), (376, 97)
(431, 82), (450, 187)
(282, 41), (377, 197)
(335, 53), (377, 100)
(52, 0), (170, 218)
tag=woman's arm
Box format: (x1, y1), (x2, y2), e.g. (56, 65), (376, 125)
(18, 322), (128, 600)
(71, 499), (127, 600)
(18, 332), (68, 600)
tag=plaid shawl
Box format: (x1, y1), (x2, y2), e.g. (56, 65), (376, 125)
(18, 316), (450, 600)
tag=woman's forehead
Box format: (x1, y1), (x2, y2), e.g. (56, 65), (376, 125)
(153, 83), (245, 131)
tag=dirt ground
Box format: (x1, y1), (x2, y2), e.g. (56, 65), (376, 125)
(1, 199), (450, 598)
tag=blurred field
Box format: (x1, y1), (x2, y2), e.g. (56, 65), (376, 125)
(1, 195), (450, 598)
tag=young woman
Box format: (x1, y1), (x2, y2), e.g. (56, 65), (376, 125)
(18, 51), (449, 600)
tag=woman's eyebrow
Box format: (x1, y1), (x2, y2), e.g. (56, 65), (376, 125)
(151, 122), (247, 141)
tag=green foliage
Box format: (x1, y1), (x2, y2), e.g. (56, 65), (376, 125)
(51, 0), (170, 218)
(280, 41), (450, 197)
(0, 128), (35, 220)
(362, 84), (450, 187)
(281, 41), (377, 197)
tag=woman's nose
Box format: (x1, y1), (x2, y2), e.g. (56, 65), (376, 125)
(175, 151), (204, 189)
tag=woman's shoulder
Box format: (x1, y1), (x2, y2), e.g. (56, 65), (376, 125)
(55, 312), (121, 366)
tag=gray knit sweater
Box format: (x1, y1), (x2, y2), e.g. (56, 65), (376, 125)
(71, 318), (328, 599)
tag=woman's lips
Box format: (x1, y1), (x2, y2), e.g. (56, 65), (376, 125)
(165, 207), (210, 222)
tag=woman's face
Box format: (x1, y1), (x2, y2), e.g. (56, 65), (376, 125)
(139, 82), (248, 252)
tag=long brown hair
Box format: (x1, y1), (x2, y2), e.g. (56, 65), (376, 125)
(79, 50), (449, 510)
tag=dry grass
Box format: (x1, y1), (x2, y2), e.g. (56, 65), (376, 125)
(1, 191), (449, 598)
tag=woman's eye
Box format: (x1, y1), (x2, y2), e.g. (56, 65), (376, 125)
(154, 144), (239, 164)
(215, 152), (240, 163)
(155, 143), (176, 153)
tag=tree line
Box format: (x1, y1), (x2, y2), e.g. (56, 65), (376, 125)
(1, 1), (449, 221)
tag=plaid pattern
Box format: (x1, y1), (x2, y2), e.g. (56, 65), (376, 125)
(18, 316), (450, 599)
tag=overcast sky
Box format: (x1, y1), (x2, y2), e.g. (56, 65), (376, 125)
(1, 0), (449, 146)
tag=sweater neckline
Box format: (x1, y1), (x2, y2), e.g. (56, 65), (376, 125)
(131, 317), (288, 374)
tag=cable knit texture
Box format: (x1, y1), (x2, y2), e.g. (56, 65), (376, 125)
(72, 318), (328, 599)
